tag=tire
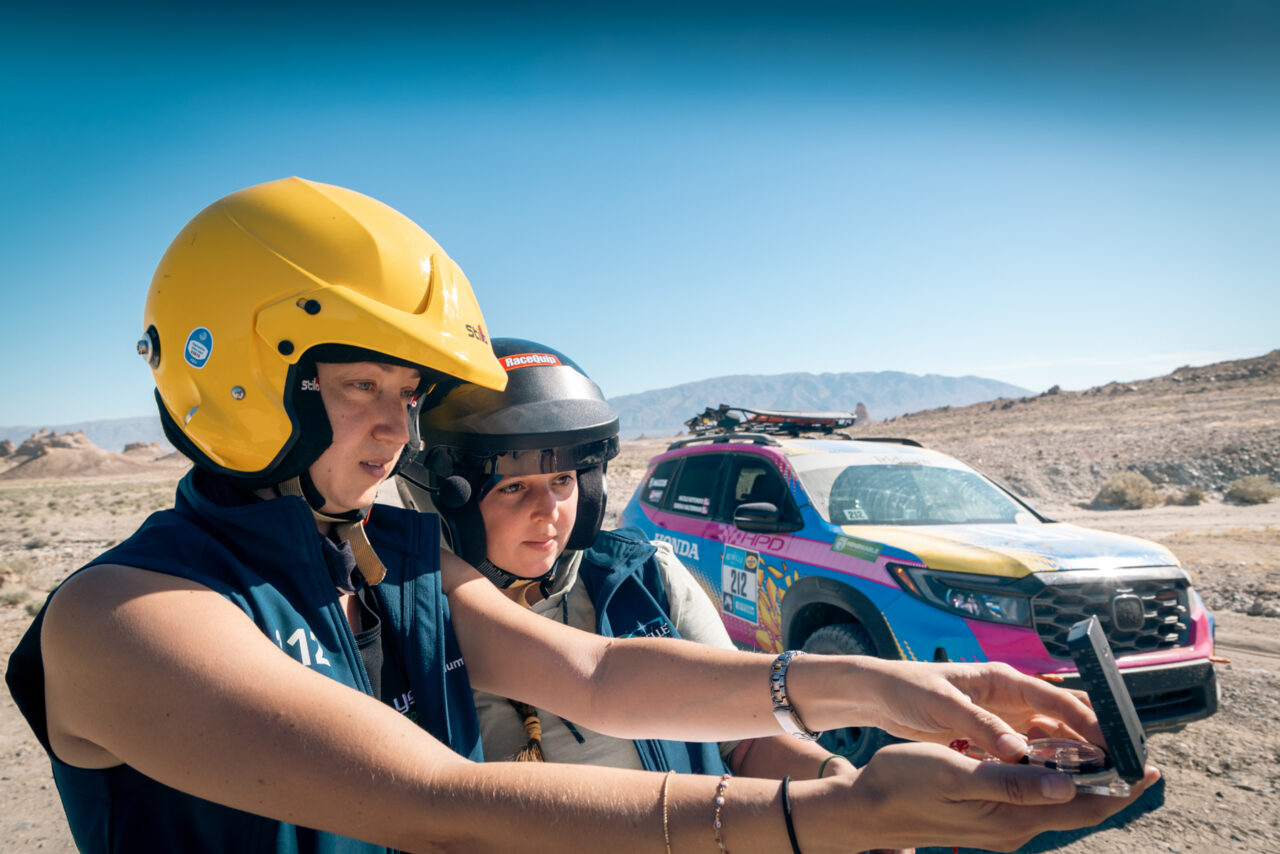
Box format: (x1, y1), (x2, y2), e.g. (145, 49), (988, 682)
(801, 623), (897, 767)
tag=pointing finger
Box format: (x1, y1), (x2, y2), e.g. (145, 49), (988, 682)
(943, 701), (1029, 763)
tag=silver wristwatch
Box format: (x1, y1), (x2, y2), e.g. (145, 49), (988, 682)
(770, 650), (820, 741)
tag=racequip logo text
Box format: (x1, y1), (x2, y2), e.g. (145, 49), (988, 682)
(500, 353), (562, 370)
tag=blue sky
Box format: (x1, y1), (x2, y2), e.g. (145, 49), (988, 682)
(2, 2), (1277, 426)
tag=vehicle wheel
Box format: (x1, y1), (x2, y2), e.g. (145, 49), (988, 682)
(801, 623), (897, 768)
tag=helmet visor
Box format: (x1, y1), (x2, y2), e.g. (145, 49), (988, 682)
(429, 435), (619, 477)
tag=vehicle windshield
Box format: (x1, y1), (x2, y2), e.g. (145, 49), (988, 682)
(796, 462), (1034, 526)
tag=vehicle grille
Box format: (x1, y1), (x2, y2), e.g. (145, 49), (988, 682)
(1031, 574), (1190, 659)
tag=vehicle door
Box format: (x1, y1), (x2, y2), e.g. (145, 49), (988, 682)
(713, 452), (803, 649)
(642, 451), (729, 604)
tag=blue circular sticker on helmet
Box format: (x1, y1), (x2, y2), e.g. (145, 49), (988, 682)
(184, 327), (213, 369)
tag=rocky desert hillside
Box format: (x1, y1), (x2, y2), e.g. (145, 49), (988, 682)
(858, 350), (1280, 507)
(0, 429), (186, 481)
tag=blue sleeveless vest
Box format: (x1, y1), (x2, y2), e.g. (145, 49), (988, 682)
(6, 470), (481, 853)
(577, 527), (729, 776)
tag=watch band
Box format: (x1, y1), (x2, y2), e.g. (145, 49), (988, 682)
(770, 650), (820, 741)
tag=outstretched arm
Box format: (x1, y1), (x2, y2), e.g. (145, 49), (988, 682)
(444, 553), (1101, 762)
(40, 563), (1156, 853)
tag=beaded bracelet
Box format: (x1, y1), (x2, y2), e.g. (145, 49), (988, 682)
(660, 770), (675, 854)
(713, 773), (731, 853)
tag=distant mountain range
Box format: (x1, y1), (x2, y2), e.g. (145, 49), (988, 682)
(610, 371), (1032, 438)
(2, 370), (1031, 449)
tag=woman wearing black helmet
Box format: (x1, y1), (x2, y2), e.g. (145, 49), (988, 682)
(403, 338), (855, 779)
(7, 179), (1156, 854)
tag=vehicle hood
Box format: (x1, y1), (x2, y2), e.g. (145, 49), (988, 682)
(837, 522), (1179, 578)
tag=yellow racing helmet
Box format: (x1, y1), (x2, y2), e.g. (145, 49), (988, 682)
(141, 176), (507, 486)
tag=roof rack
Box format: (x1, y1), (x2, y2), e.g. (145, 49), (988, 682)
(683, 404), (857, 438)
(666, 433), (782, 451)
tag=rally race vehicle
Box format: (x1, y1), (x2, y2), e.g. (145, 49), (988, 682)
(619, 406), (1219, 765)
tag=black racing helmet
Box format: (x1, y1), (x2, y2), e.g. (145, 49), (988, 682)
(401, 338), (620, 583)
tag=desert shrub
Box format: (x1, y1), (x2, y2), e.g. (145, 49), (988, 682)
(1093, 472), (1161, 510)
(23, 536), (47, 550)
(24, 600), (41, 617)
(2, 589), (30, 606)
(1166, 487), (1206, 506)
(1226, 475), (1278, 505)
(1, 556), (37, 579)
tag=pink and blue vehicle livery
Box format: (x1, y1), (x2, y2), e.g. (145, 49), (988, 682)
(619, 407), (1219, 765)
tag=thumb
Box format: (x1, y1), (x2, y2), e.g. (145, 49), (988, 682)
(970, 762), (1078, 805)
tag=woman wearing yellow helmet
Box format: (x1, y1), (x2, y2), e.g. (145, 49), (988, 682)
(6, 178), (1156, 854)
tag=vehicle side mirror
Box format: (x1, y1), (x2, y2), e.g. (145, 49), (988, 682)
(733, 502), (803, 534)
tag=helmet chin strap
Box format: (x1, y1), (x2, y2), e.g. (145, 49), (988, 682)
(472, 558), (534, 590)
(278, 475), (389, 586)
(473, 554), (565, 601)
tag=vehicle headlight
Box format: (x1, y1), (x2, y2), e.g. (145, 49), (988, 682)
(888, 563), (1031, 626)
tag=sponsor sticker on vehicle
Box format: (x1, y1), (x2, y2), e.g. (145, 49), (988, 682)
(646, 476), (669, 504)
(673, 494), (711, 515)
(831, 534), (883, 561)
(721, 546), (759, 623)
